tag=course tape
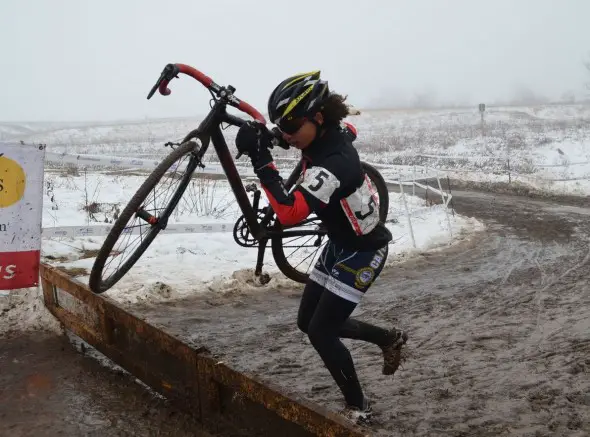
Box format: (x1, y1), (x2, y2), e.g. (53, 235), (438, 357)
(45, 151), (446, 183)
(42, 223), (235, 238)
(45, 152), (256, 177)
(415, 153), (506, 161)
(535, 161), (590, 167)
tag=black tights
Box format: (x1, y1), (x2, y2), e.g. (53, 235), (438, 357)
(297, 280), (392, 408)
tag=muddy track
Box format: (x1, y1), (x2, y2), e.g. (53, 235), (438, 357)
(0, 334), (211, 437)
(136, 188), (590, 436)
(3, 187), (589, 436)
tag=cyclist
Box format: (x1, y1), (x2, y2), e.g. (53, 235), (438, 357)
(235, 71), (408, 425)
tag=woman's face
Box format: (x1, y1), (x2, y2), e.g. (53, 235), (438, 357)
(280, 112), (323, 150)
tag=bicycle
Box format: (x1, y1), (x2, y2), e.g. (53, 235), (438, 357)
(89, 63), (389, 294)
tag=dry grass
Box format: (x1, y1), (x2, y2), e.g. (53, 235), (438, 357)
(79, 249), (100, 259)
(43, 255), (70, 262)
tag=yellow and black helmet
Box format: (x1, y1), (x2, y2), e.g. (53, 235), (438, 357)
(267, 71), (330, 127)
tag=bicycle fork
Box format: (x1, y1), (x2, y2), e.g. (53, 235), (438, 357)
(254, 238), (271, 285)
(247, 185), (272, 285)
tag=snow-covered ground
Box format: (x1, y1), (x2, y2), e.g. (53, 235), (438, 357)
(353, 104), (590, 196)
(3, 102), (590, 334)
(40, 172), (481, 303)
(5, 103), (589, 196)
(1, 168), (482, 334)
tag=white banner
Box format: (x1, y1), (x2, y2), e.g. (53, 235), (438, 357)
(0, 143), (45, 290)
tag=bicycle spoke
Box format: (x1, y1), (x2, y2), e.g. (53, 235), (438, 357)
(97, 153), (196, 286)
(148, 156), (191, 209)
(280, 234), (313, 246)
(104, 225), (146, 274)
(105, 171), (186, 271)
(102, 218), (158, 282)
(291, 242), (327, 272)
(150, 177), (182, 212)
(283, 235), (316, 259)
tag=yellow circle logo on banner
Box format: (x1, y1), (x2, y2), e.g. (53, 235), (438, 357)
(0, 156), (26, 208)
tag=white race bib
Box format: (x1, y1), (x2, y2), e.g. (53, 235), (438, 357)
(340, 175), (380, 235)
(300, 166), (341, 204)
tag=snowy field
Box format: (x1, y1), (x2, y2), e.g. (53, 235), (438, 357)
(3, 102), (590, 195)
(2, 102), (589, 333)
(39, 172), (481, 303)
(2, 170), (482, 334)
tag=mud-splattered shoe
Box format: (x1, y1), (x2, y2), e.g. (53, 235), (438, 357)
(342, 399), (373, 426)
(381, 329), (408, 376)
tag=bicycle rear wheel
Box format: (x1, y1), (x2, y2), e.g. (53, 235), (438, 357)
(271, 162), (389, 284)
(89, 141), (199, 294)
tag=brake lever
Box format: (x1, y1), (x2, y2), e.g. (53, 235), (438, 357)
(147, 64), (180, 100)
(147, 69), (167, 100)
(147, 79), (161, 100)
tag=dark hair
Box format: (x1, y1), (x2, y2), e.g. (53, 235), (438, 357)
(319, 93), (349, 125)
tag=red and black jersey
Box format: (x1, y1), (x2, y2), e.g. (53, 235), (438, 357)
(255, 123), (392, 251)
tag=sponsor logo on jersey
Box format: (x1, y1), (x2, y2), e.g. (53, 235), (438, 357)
(370, 256), (383, 269)
(370, 246), (387, 269)
(355, 267), (375, 288)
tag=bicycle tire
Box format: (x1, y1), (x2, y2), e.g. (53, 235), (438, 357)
(271, 162), (390, 284)
(89, 141), (197, 294)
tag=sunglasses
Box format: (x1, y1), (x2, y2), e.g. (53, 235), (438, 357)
(278, 117), (307, 135)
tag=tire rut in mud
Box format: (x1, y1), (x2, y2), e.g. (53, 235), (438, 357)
(136, 189), (590, 436)
(0, 334), (211, 437)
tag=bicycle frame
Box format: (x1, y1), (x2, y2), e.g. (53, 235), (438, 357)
(182, 98), (324, 279)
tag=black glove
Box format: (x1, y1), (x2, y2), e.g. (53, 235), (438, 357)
(235, 121), (274, 170)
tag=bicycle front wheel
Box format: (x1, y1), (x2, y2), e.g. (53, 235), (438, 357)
(271, 162), (389, 284)
(89, 141), (199, 294)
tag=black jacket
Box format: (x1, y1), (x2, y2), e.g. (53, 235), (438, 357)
(256, 123), (392, 251)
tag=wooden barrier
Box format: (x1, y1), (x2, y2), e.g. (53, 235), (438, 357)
(40, 263), (369, 437)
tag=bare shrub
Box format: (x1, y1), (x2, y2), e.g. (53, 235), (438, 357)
(537, 137), (554, 146)
(80, 201), (120, 223)
(511, 157), (537, 175)
(79, 171), (121, 224)
(174, 177), (236, 220)
(62, 163), (80, 177)
(83, 201), (100, 214)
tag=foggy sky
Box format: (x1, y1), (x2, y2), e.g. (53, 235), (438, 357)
(1, 0), (589, 122)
